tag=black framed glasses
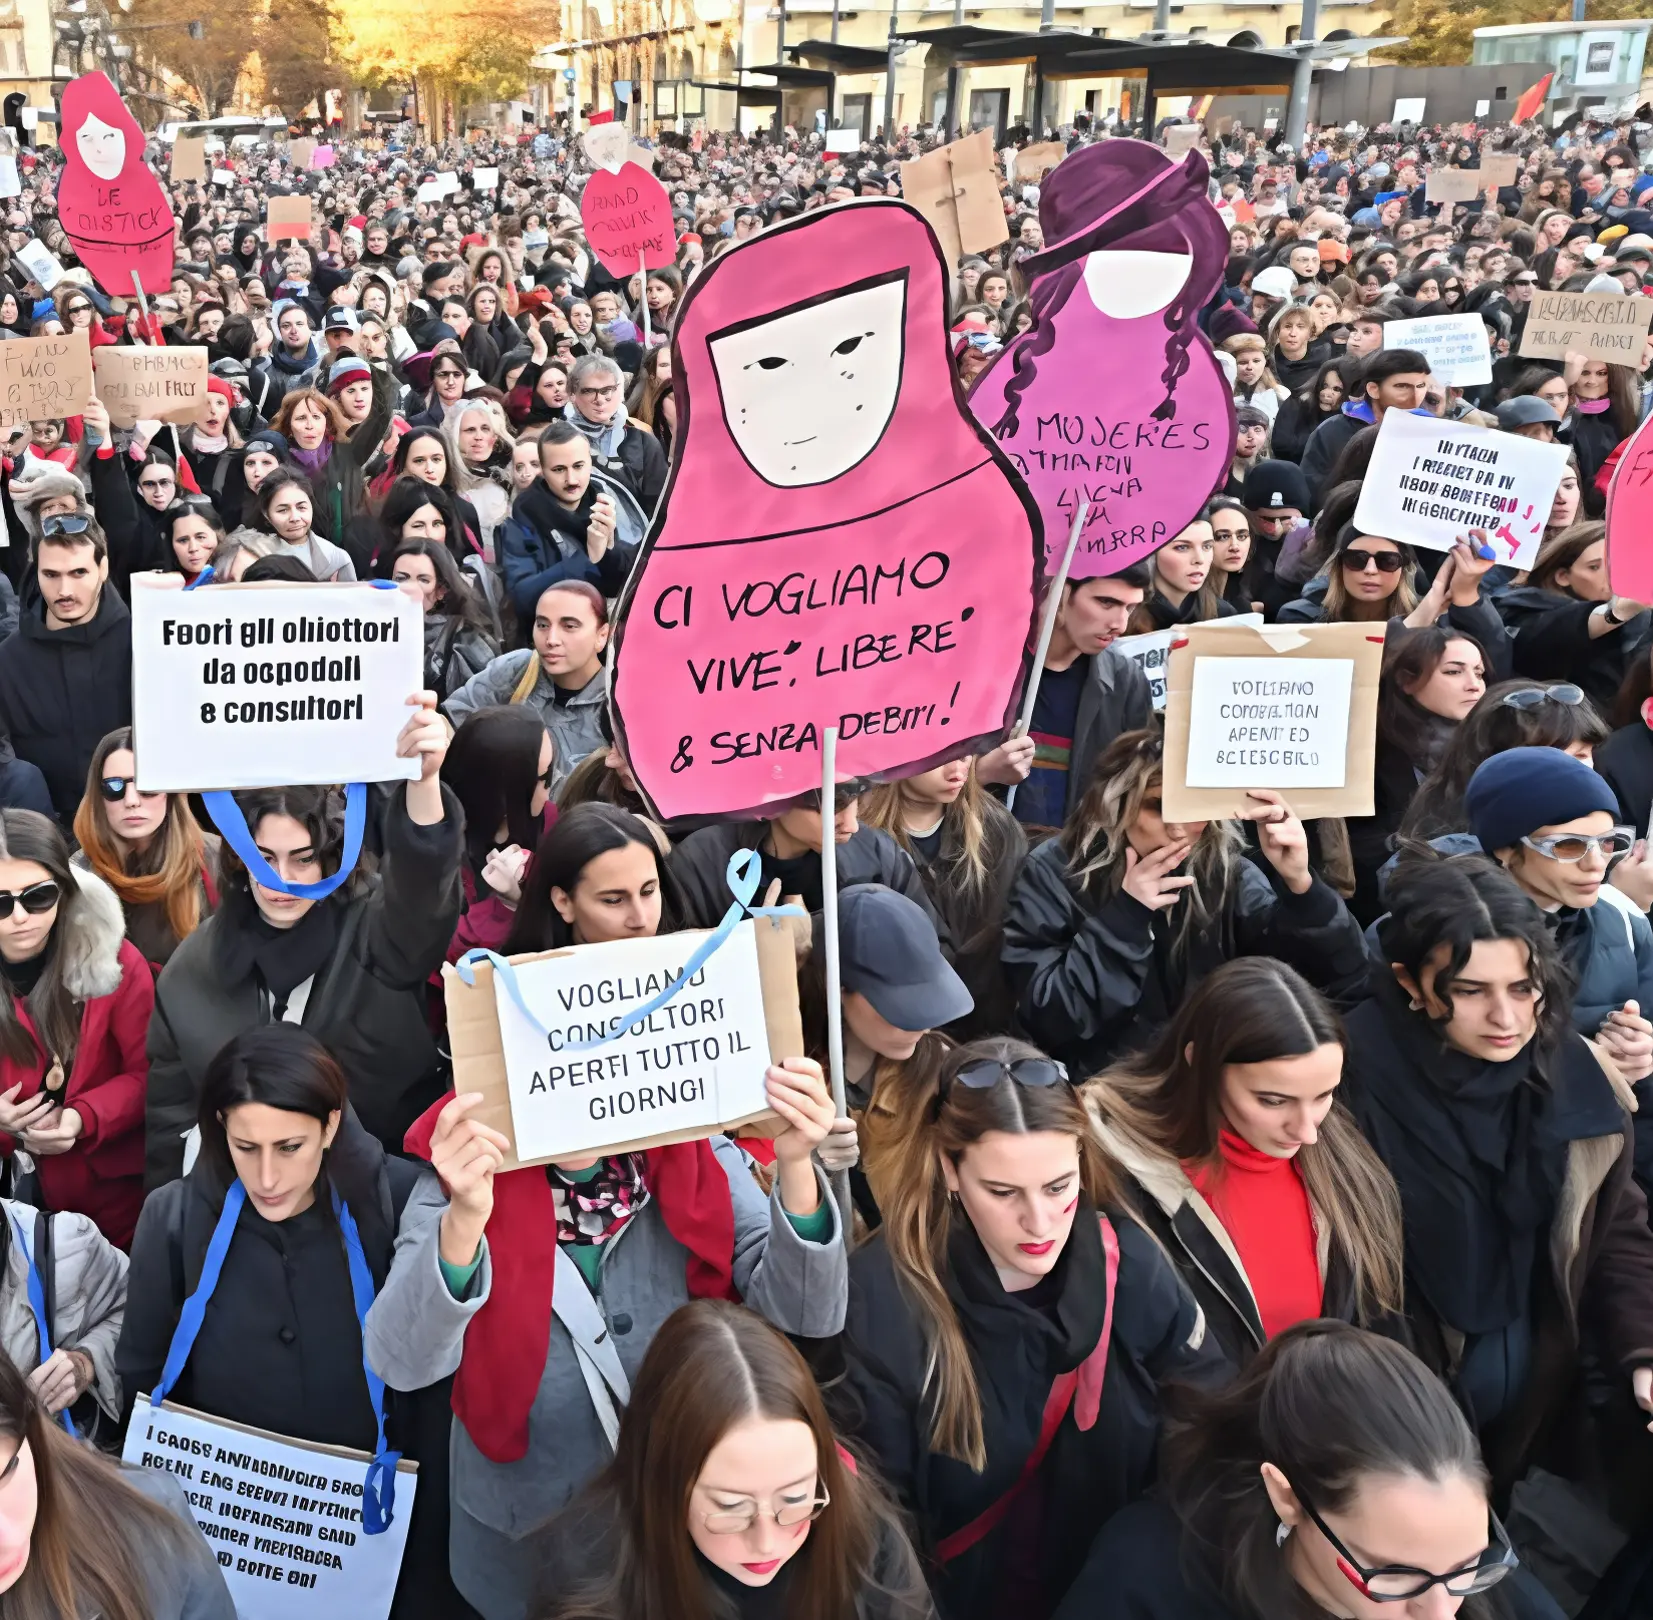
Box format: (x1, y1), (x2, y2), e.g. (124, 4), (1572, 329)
(100, 776), (164, 804)
(945, 1056), (1069, 1096)
(1499, 683), (1585, 710)
(1297, 1494), (1517, 1602)
(0, 881), (59, 919)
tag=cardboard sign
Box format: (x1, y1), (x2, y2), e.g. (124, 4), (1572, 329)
(1383, 313), (1492, 386)
(0, 332), (93, 428)
(289, 138), (316, 170)
(1161, 620), (1382, 821)
(900, 131), (1009, 266)
(1016, 140), (1066, 179)
(93, 344), (207, 428)
(266, 194), (313, 241)
(442, 918), (801, 1168)
(609, 200), (1042, 821)
(171, 136), (207, 182)
(1607, 408), (1653, 601)
(1162, 125), (1201, 156)
(1519, 289), (1653, 364)
(1115, 611), (1262, 710)
(1353, 409), (1569, 570)
(129, 577), (423, 792)
(1481, 153), (1519, 187)
(14, 239), (62, 290)
(1424, 168), (1480, 203)
(123, 1394), (415, 1620)
(971, 138), (1234, 580)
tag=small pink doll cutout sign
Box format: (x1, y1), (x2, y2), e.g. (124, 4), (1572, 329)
(609, 200), (1044, 822)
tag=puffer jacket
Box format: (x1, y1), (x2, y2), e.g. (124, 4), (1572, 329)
(497, 468), (645, 620)
(441, 653), (608, 797)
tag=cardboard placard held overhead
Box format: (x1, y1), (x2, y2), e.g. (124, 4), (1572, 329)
(0, 332), (93, 428)
(170, 136), (206, 182)
(266, 193), (313, 241)
(899, 130), (1009, 265)
(1480, 153), (1519, 187)
(1520, 289), (1653, 364)
(441, 919), (802, 1169)
(1016, 140), (1066, 179)
(1161, 620), (1383, 822)
(14, 239), (63, 291)
(288, 138), (316, 170)
(92, 344), (207, 427)
(1424, 168), (1481, 203)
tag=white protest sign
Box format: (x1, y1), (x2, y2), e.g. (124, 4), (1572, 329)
(824, 129), (861, 154)
(437, 171), (461, 195)
(1115, 612), (1262, 710)
(472, 166), (500, 191)
(212, 167), (235, 187)
(1393, 98), (1426, 123)
(14, 239), (62, 290)
(1353, 410), (1568, 569)
(123, 1394), (415, 1620)
(1383, 313), (1492, 387)
(1184, 657), (1354, 789)
(415, 181), (442, 203)
(129, 578), (422, 792)
(495, 922), (776, 1163)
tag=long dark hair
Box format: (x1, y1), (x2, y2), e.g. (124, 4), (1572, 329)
(537, 1300), (931, 1620)
(442, 706), (549, 872)
(378, 476), (462, 563)
(1161, 1320), (1495, 1620)
(503, 804), (682, 953)
(388, 536), (494, 639)
(0, 812), (88, 1069)
(1376, 626), (1485, 768)
(217, 785), (368, 907)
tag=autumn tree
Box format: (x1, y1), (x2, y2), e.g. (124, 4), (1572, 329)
(120, 0), (250, 115)
(1382, 0), (1653, 66)
(258, 0), (349, 119)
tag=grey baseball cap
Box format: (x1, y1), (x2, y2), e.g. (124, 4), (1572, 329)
(838, 885), (973, 1032)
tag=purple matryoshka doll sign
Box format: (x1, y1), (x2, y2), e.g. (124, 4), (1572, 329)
(609, 198), (1043, 823)
(970, 140), (1235, 579)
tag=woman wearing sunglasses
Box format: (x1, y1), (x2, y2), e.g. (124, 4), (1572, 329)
(835, 1036), (1219, 1620)
(0, 809), (152, 1249)
(1502, 522), (1648, 714)
(1058, 1322), (1533, 1620)
(533, 1300), (932, 1620)
(71, 728), (218, 973)
(1343, 849), (1653, 1498)
(1085, 959), (1404, 1372)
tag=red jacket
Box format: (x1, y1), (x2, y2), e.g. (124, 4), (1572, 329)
(0, 873), (152, 1249)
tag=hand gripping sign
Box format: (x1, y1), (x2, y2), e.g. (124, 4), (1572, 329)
(55, 72), (176, 297)
(607, 199), (1044, 823)
(969, 139), (1234, 580)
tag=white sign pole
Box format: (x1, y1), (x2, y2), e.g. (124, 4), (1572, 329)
(640, 249), (650, 346)
(1006, 500), (1089, 816)
(819, 724), (854, 1240)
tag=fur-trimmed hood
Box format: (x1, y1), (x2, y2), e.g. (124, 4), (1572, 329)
(60, 866), (127, 1002)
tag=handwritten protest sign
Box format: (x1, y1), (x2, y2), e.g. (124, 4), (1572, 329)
(581, 160), (676, 276)
(825, 129), (861, 154)
(130, 577), (422, 792)
(1354, 410), (1568, 569)
(1607, 408), (1653, 601)
(0, 332), (92, 429)
(171, 136), (207, 182)
(414, 181), (442, 203)
(1425, 168), (1481, 203)
(971, 138), (1234, 578)
(14, 240), (63, 290)
(1481, 153), (1519, 187)
(93, 344), (207, 428)
(900, 131), (1009, 266)
(472, 166), (500, 192)
(1115, 612), (1262, 710)
(610, 200), (1041, 820)
(266, 195), (313, 242)
(1161, 619), (1382, 821)
(311, 144), (335, 170)
(1520, 289), (1653, 364)
(444, 920), (801, 1167)
(1383, 313), (1492, 387)
(123, 1396), (415, 1620)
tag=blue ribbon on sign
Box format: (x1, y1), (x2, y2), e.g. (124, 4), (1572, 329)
(183, 565), (215, 590)
(202, 781), (367, 900)
(456, 848), (805, 1054)
(11, 1212), (75, 1435)
(151, 1181), (402, 1534)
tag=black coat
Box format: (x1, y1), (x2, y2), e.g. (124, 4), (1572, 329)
(1002, 840), (1370, 1077)
(0, 587), (132, 819)
(833, 1208), (1220, 1620)
(1596, 722), (1653, 836)
(1059, 648), (1154, 825)
(1498, 586), (1650, 716)
(144, 783), (464, 1187)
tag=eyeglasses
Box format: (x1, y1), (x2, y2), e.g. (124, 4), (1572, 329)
(1499, 683), (1586, 710)
(1296, 1494), (1517, 1602)
(100, 776), (164, 804)
(138, 477), (175, 493)
(945, 1056), (1069, 1096)
(0, 881), (59, 919)
(701, 1485), (830, 1536)
(1341, 548), (1405, 574)
(41, 514), (89, 539)
(1521, 826), (1635, 863)
(64, 304), (91, 318)
(1514, 275), (1539, 286)
(577, 384), (619, 402)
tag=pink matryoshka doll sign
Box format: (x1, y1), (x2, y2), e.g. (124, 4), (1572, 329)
(970, 139), (1235, 579)
(55, 72), (176, 297)
(610, 199), (1044, 823)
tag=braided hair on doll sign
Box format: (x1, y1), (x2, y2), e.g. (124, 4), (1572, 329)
(608, 199), (1044, 824)
(969, 140), (1235, 580)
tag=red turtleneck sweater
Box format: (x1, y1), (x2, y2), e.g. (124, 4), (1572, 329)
(1186, 1128), (1321, 1340)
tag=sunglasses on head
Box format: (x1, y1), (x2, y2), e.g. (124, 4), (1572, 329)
(100, 776), (164, 803)
(1342, 548), (1404, 574)
(944, 1056), (1069, 1097)
(41, 514), (90, 539)
(0, 880), (59, 920)
(1499, 683), (1585, 710)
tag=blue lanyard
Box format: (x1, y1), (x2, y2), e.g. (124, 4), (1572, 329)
(202, 781), (367, 901)
(9, 1212), (74, 1435)
(152, 1180), (402, 1534)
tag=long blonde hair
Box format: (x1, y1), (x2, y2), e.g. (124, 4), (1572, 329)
(860, 766), (993, 899)
(878, 1036), (1121, 1470)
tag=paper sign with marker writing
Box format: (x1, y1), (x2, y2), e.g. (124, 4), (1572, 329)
(415, 181), (442, 203)
(1481, 153), (1519, 187)
(14, 240), (62, 290)
(266, 195), (312, 241)
(1520, 289), (1653, 364)
(1425, 168), (1480, 203)
(824, 129), (861, 154)
(1383, 313), (1492, 386)
(1353, 409), (1567, 569)
(130, 577), (422, 792)
(472, 166), (500, 191)
(0, 333), (92, 429)
(581, 162), (676, 276)
(94, 344), (207, 428)
(1115, 612), (1262, 709)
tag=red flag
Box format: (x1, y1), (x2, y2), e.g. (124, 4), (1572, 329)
(587, 109), (614, 125)
(1513, 73), (1553, 124)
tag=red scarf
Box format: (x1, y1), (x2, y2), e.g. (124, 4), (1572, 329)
(405, 1094), (739, 1462)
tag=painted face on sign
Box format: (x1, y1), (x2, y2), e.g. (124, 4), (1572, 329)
(709, 278), (906, 487)
(76, 112), (125, 181)
(1082, 251), (1193, 319)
